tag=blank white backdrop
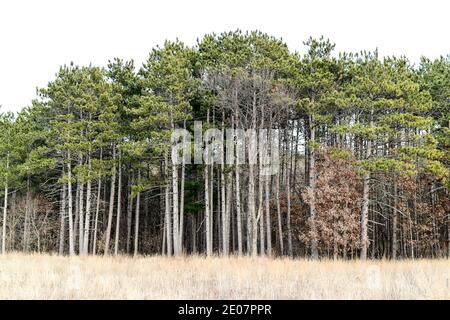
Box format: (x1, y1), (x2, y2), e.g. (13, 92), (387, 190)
(1, 0), (449, 112)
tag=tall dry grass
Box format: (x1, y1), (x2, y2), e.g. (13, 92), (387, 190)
(0, 253), (449, 299)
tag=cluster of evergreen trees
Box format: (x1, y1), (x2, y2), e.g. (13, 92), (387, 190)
(0, 31), (448, 259)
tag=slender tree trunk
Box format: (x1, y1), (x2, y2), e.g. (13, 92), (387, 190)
(78, 179), (84, 253)
(114, 150), (122, 255)
(276, 160), (284, 255)
(204, 164), (212, 256)
(309, 115), (318, 259)
(162, 213), (166, 255)
(392, 177), (398, 259)
(74, 174), (79, 251)
(67, 150), (75, 256)
(1, 153), (9, 255)
(59, 183), (66, 255)
(82, 152), (92, 255)
(221, 117), (228, 255)
(23, 176), (31, 252)
(258, 139), (265, 255)
(133, 168), (141, 256)
(225, 171), (232, 256)
(217, 168), (221, 250)
(232, 87), (243, 256)
(104, 144), (116, 255)
(126, 170), (133, 254)
(92, 149), (102, 255)
(164, 153), (173, 256)
(265, 128), (272, 255)
(205, 110), (212, 256)
(249, 91), (257, 256)
(8, 191), (15, 251)
(249, 134), (256, 256)
(333, 240), (338, 260)
(360, 138), (372, 260)
(448, 208), (450, 258)
(258, 109), (268, 255)
(209, 140), (214, 254)
(172, 151), (180, 256)
(235, 144), (242, 256)
(233, 118), (243, 257)
(286, 149), (293, 257)
(179, 121), (186, 253)
(447, 187), (450, 258)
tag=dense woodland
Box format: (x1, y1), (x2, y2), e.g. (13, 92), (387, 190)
(0, 31), (449, 259)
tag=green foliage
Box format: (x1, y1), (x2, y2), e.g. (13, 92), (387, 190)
(3, 31), (449, 203)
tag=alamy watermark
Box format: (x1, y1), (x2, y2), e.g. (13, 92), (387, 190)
(171, 121), (280, 176)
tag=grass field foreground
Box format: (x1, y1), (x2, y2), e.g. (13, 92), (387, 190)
(0, 254), (449, 299)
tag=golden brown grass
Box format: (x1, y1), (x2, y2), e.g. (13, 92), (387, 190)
(0, 253), (449, 299)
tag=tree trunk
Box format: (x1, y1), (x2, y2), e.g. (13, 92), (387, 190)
(286, 150), (293, 257)
(126, 170), (133, 254)
(204, 163), (212, 256)
(172, 151), (180, 256)
(258, 141), (265, 255)
(78, 180), (84, 253)
(164, 153), (173, 256)
(104, 144), (116, 255)
(249, 90), (257, 256)
(133, 168), (141, 256)
(59, 183), (66, 255)
(276, 163), (284, 255)
(309, 115), (318, 259)
(23, 176), (31, 252)
(179, 120), (186, 253)
(114, 150), (122, 255)
(233, 87), (243, 256)
(225, 171), (232, 255)
(74, 173), (79, 251)
(205, 110), (212, 256)
(235, 139), (242, 256)
(82, 152), (92, 255)
(221, 118), (227, 255)
(92, 177), (102, 254)
(265, 174), (272, 256)
(1, 153), (9, 254)
(392, 178), (398, 259)
(248, 133), (257, 256)
(67, 150), (75, 256)
(360, 141), (371, 261)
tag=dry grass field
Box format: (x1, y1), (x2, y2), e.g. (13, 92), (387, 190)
(0, 253), (449, 299)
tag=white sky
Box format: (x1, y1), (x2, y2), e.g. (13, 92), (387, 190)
(1, 0), (449, 113)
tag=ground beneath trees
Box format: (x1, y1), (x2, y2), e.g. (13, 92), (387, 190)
(0, 254), (449, 299)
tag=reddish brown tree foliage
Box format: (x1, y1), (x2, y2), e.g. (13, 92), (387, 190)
(301, 148), (361, 259)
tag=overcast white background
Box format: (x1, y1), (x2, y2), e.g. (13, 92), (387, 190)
(1, 0), (449, 113)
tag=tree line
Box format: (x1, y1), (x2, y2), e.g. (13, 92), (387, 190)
(0, 30), (448, 259)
